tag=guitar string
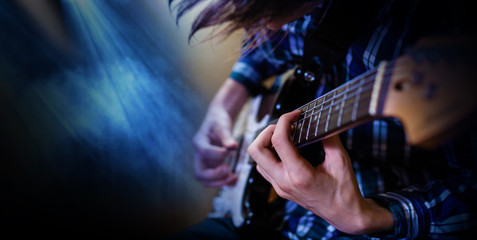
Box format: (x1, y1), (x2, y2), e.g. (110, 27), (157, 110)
(293, 66), (394, 143)
(298, 66), (394, 117)
(248, 63), (394, 145)
(293, 83), (374, 143)
(298, 66), (393, 115)
(293, 83), (374, 144)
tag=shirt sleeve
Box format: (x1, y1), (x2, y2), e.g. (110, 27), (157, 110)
(229, 30), (301, 96)
(370, 169), (477, 239)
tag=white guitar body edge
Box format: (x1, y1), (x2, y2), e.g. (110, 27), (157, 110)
(208, 95), (270, 227)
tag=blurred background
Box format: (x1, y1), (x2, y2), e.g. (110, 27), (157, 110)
(0, 0), (242, 237)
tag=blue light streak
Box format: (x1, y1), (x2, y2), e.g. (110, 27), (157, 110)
(0, 0), (208, 236)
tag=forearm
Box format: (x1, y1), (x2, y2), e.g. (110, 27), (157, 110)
(208, 78), (250, 121)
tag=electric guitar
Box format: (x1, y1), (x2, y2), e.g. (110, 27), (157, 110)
(208, 37), (477, 235)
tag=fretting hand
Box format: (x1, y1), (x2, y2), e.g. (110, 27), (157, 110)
(248, 110), (395, 235)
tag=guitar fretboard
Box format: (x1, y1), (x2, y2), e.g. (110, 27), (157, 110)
(291, 62), (393, 147)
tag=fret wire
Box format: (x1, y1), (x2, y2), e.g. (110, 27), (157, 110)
(297, 119), (304, 144)
(306, 100), (316, 141)
(300, 83), (375, 133)
(293, 115), (301, 143)
(376, 66), (395, 114)
(294, 118), (301, 143)
(352, 77), (366, 121)
(325, 91), (336, 132)
(337, 84), (348, 127)
(305, 82), (374, 122)
(314, 101), (323, 137)
(294, 62), (395, 143)
(302, 103), (312, 142)
(296, 66), (387, 126)
(302, 83), (375, 119)
(321, 71), (376, 101)
(307, 73), (376, 115)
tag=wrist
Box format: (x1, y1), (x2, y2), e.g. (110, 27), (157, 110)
(355, 198), (395, 235)
(309, 198), (393, 235)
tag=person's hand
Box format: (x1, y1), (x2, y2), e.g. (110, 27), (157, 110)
(247, 110), (394, 234)
(193, 107), (238, 187)
(192, 78), (249, 187)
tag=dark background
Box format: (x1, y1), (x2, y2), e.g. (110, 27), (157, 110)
(0, 0), (219, 237)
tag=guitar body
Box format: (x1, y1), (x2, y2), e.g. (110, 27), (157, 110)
(208, 94), (281, 235)
(209, 74), (326, 235)
(207, 95), (269, 229)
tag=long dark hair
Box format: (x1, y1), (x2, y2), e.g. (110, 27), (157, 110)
(169, 0), (319, 49)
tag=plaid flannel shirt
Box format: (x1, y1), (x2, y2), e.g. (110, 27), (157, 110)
(229, 0), (477, 238)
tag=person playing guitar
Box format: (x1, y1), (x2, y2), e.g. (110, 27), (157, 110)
(168, 0), (477, 238)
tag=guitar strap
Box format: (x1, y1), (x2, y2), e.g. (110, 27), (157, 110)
(297, 0), (385, 88)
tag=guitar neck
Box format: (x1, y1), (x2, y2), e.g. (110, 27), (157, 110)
(281, 38), (477, 149)
(291, 61), (392, 147)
